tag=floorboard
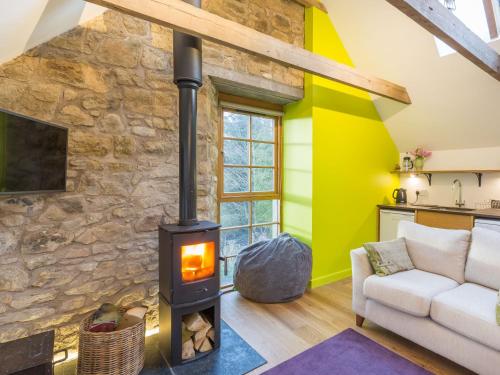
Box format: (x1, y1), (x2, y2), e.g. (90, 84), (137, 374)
(221, 278), (474, 374)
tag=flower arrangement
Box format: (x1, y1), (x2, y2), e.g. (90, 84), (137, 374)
(410, 147), (432, 170)
(411, 147), (432, 159)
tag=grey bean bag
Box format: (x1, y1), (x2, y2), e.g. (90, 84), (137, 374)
(233, 233), (312, 303)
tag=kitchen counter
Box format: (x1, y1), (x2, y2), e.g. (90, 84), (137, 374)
(378, 204), (500, 220)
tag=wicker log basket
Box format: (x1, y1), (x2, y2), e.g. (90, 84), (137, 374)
(77, 309), (145, 375)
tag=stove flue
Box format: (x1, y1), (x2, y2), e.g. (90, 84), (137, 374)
(173, 0), (202, 227)
(158, 0), (222, 367)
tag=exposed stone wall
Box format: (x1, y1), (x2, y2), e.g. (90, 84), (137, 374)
(202, 0), (304, 87)
(0, 1), (303, 351)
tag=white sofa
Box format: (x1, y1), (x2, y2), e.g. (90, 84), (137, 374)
(351, 221), (500, 375)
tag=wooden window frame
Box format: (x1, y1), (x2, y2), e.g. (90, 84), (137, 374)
(217, 95), (283, 204)
(217, 95), (283, 243)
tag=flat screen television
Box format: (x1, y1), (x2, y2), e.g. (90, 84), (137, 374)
(0, 109), (68, 194)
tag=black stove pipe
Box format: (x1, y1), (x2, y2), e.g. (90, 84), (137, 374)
(173, 0), (202, 226)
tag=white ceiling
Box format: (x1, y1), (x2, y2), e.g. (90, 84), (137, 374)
(0, 0), (105, 64)
(324, 0), (500, 152)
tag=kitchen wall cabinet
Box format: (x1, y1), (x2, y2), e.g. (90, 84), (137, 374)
(379, 209), (415, 241)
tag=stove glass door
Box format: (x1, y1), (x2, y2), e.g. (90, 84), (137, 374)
(181, 242), (215, 282)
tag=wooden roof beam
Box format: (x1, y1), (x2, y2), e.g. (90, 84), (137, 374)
(86, 0), (411, 104)
(483, 0), (499, 40)
(293, 0), (328, 13)
(386, 0), (500, 80)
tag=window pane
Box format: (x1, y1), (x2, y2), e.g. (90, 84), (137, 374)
(224, 168), (249, 193)
(252, 116), (274, 141)
(220, 201), (249, 227)
(252, 142), (274, 166)
(224, 140), (249, 165)
(251, 168), (274, 192)
(221, 228), (249, 257)
(224, 112), (249, 139)
(252, 200), (279, 224)
(220, 257), (236, 287)
(252, 225), (274, 243)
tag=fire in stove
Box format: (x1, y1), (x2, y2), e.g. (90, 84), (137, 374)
(181, 242), (215, 282)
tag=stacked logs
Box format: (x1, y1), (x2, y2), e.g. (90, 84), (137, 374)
(182, 312), (215, 360)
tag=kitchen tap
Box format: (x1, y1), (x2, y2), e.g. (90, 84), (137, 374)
(452, 179), (465, 207)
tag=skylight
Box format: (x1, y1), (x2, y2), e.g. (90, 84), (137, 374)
(435, 0), (500, 56)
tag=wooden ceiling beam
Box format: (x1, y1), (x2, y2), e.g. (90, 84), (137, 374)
(483, 0), (499, 40)
(386, 0), (500, 80)
(86, 0), (411, 104)
(292, 0), (328, 13)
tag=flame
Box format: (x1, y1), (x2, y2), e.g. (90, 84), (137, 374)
(181, 242), (215, 282)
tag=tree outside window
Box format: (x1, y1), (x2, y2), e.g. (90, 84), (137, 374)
(218, 109), (281, 287)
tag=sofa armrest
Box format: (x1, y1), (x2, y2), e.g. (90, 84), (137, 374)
(351, 247), (373, 317)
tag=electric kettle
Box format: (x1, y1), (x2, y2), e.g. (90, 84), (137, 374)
(393, 188), (407, 204)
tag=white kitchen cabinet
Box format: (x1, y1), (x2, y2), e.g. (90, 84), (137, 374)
(379, 209), (415, 241)
(474, 219), (500, 233)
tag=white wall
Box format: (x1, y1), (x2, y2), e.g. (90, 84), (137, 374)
(399, 147), (500, 208)
(0, 0), (105, 64)
(324, 0), (500, 208)
(324, 0), (500, 152)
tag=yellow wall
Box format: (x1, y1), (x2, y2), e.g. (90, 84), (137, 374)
(282, 95), (313, 246)
(283, 8), (400, 288)
(281, 16), (315, 247)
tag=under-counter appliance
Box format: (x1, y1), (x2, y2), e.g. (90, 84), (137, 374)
(379, 209), (415, 241)
(475, 218), (500, 233)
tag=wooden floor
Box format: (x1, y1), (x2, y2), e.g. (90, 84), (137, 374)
(221, 278), (473, 375)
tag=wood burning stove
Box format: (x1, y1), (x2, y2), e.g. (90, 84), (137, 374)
(158, 0), (221, 367)
(159, 222), (220, 306)
(158, 222), (221, 366)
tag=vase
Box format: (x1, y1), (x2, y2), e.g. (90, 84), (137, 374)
(414, 157), (424, 171)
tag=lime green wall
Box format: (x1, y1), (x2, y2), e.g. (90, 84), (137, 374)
(283, 8), (400, 288)
(281, 93), (313, 246)
(281, 14), (315, 247)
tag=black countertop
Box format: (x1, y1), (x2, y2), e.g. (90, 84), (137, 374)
(378, 204), (500, 220)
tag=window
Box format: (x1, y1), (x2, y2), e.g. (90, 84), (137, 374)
(218, 105), (281, 287)
(435, 0), (499, 56)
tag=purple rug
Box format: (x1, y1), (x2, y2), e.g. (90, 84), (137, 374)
(262, 329), (432, 375)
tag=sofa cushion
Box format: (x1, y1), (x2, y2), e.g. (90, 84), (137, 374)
(397, 221), (470, 283)
(363, 269), (458, 317)
(497, 291), (500, 326)
(431, 283), (500, 351)
(465, 227), (500, 290)
(363, 238), (414, 276)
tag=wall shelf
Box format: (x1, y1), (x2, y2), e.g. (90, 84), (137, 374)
(390, 169), (500, 187)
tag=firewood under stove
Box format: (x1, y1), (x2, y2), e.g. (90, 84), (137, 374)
(181, 312), (215, 360)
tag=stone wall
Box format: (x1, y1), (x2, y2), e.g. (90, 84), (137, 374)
(0, 0), (303, 351)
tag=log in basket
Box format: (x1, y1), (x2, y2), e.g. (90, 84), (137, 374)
(77, 310), (145, 375)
